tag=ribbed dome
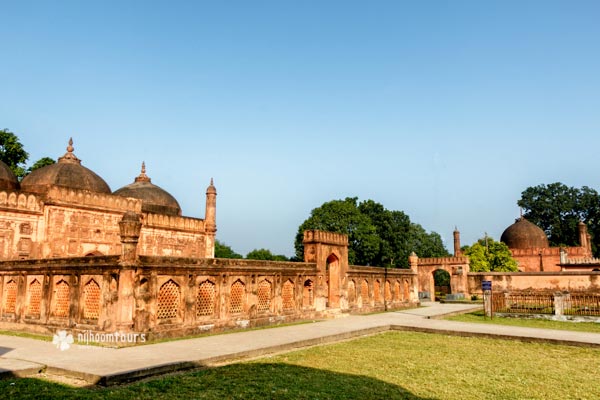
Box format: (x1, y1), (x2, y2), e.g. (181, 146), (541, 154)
(501, 217), (549, 249)
(0, 160), (19, 191)
(20, 138), (111, 195)
(113, 162), (182, 216)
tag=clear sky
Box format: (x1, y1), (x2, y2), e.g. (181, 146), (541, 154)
(2, 1), (599, 257)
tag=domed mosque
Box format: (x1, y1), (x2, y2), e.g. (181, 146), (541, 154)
(0, 159), (19, 191)
(500, 215), (592, 272)
(20, 138), (111, 195)
(0, 138), (216, 260)
(114, 162), (182, 217)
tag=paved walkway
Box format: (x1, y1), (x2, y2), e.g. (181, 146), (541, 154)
(2, 303), (600, 385)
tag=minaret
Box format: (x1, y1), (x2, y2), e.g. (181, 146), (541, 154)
(205, 178), (217, 258)
(578, 221), (589, 252)
(453, 227), (462, 256)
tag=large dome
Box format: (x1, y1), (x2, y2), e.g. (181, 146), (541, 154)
(20, 138), (111, 196)
(0, 160), (19, 191)
(500, 217), (549, 249)
(113, 163), (182, 216)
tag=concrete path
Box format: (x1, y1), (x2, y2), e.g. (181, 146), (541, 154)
(1, 302), (600, 385)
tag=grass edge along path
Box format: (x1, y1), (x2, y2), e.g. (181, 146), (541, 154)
(447, 310), (600, 334)
(2, 330), (600, 400)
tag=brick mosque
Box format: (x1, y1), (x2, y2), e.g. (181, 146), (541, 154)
(0, 138), (598, 338)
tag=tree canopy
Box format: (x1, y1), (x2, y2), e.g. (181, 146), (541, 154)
(0, 129), (29, 179)
(214, 240), (243, 259)
(518, 182), (600, 256)
(0, 129), (55, 180)
(246, 248), (288, 261)
(462, 237), (518, 272)
(295, 197), (449, 267)
(27, 157), (55, 174)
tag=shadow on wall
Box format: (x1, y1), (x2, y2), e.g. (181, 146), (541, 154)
(0, 363), (435, 399)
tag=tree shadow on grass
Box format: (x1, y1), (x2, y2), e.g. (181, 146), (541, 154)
(0, 362), (437, 400)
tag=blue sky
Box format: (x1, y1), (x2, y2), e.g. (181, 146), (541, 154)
(2, 1), (599, 257)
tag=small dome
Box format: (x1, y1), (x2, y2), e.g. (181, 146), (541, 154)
(0, 160), (19, 191)
(20, 138), (111, 195)
(206, 178), (216, 195)
(113, 162), (182, 216)
(500, 217), (549, 249)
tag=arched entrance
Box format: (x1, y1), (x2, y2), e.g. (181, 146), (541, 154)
(326, 253), (340, 308)
(433, 269), (451, 301)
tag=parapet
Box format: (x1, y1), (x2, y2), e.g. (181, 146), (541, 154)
(45, 186), (142, 213)
(303, 230), (348, 246)
(0, 191), (42, 213)
(144, 212), (205, 233)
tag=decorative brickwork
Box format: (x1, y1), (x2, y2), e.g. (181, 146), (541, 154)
(3, 279), (17, 314)
(157, 280), (180, 320)
(361, 279), (369, 301)
(348, 280), (356, 304)
(282, 279), (295, 311)
(83, 279), (101, 320)
(394, 280), (401, 300)
(385, 280), (392, 302)
(196, 280), (216, 317)
(257, 279), (271, 312)
(26, 279), (42, 318)
(302, 279), (313, 308)
(230, 280), (245, 314)
(52, 280), (70, 318)
(374, 280), (381, 303)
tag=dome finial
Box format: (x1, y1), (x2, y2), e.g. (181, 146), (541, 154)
(58, 137), (81, 164)
(206, 177), (217, 194)
(134, 161), (151, 183)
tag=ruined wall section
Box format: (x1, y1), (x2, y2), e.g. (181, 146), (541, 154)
(139, 213), (206, 258)
(0, 191), (44, 260)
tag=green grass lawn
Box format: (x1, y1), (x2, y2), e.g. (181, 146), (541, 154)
(447, 310), (600, 333)
(2, 331), (600, 399)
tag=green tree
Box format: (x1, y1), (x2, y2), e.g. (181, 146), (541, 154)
(26, 156), (55, 174)
(214, 240), (243, 259)
(295, 197), (449, 267)
(0, 129), (29, 179)
(295, 197), (380, 265)
(246, 248), (288, 261)
(463, 237), (518, 272)
(518, 182), (600, 255)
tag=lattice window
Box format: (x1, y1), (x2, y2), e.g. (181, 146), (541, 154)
(257, 279), (271, 312)
(282, 280), (295, 311)
(348, 280), (356, 304)
(303, 280), (313, 308)
(83, 279), (101, 320)
(385, 280), (392, 302)
(394, 281), (401, 301)
(3, 279), (17, 314)
(196, 280), (216, 317)
(53, 280), (70, 318)
(361, 280), (369, 301)
(157, 280), (180, 320)
(27, 279), (42, 317)
(404, 280), (410, 300)
(230, 280), (245, 314)
(374, 280), (381, 303)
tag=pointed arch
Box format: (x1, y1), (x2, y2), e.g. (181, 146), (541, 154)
(230, 279), (245, 314)
(157, 279), (180, 320)
(196, 280), (216, 317)
(83, 279), (101, 320)
(282, 279), (295, 311)
(52, 279), (70, 318)
(257, 279), (272, 312)
(3, 279), (17, 314)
